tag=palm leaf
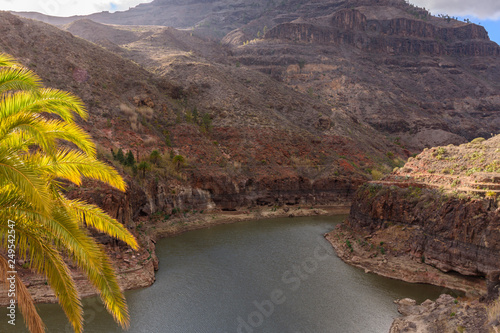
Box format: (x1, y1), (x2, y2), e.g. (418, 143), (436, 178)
(0, 147), (51, 213)
(33, 149), (125, 191)
(49, 207), (131, 329)
(0, 224), (83, 333)
(63, 198), (138, 249)
(0, 255), (45, 333)
(0, 67), (41, 94)
(0, 53), (20, 67)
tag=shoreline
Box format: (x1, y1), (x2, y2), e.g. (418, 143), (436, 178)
(5, 203), (487, 312)
(325, 222), (487, 297)
(1, 204), (350, 306)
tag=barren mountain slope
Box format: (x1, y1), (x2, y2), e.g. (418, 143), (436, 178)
(24, 0), (499, 151)
(2, 12), (404, 215)
(229, 2), (500, 150)
(15, 0), (312, 39)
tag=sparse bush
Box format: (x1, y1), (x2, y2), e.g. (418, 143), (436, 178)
(137, 161), (151, 178)
(486, 191), (497, 198)
(200, 113), (212, 132)
(150, 150), (161, 165)
(164, 130), (172, 147)
(471, 137), (485, 144)
(371, 169), (383, 180)
(345, 240), (353, 252)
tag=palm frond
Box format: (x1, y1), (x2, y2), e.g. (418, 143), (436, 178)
(41, 120), (96, 158)
(36, 88), (88, 121)
(0, 88), (87, 123)
(0, 147), (51, 213)
(0, 67), (41, 94)
(49, 207), (131, 329)
(0, 255), (45, 333)
(94, 245), (131, 329)
(63, 198), (138, 249)
(0, 224), (83, 333)
(0, 111), (58, 154)
(0, 53), (20, 67)
(33, 149), (125, 190)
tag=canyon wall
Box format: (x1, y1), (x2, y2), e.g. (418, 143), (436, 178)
(266, 9), (500, 56)
(347, 182), (500, 278)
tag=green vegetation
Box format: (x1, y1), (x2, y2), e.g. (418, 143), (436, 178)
(486, 191), (498, 199)
(163, 130), (172, 147)
(125, 150), (136, 166)
(0, 54), (137, 333)
(200, 113), (213, 132)
(150, 150), (161, 166)
(345, 240), (353, 252)
(470, 137), (486, 144)
(432, 147), (447, 160)
(114, 148), (125, 163)
(137, 161), (151, 178)
(371, 169), (383, 180)
(172, 155), (186, 170)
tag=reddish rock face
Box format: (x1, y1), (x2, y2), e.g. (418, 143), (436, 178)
(266, 9), (499, 57)
(348, 183), (500, 278)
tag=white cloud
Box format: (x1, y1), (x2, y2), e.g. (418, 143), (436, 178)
(410, 0), (500, 20)
(0, 0), (153, 17)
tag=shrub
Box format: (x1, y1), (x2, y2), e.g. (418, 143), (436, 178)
(137, 161), (151, 178)
(124, 150), (136, 166)
(471, 137), (485, 144)
(486, 191), (497, 198)
(371, 169), (383, 180)
(150, 150), (161, 165)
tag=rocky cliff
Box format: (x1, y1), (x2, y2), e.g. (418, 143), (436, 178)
(265, 8), (499, 57)
(16, 0), (500, 151)
(327, 135), (500, 331)
(344, 135), (500, 282)
(349, 182), (499, 278)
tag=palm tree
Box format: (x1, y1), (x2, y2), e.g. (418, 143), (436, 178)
(137, 161), (151, 178)
(172, 154), (185, 170)
(149, 150), (161, 166)
(0, 54), (138, 333)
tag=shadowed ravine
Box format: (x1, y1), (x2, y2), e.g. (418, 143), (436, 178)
(2, 216), (452, 333)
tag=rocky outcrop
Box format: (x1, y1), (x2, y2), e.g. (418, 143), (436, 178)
(348, 182), (500, 279)
(390, 295), (489, 333)
(191, 174), (359, 210)
(0, 245), (157, 306)
(266, 9), (500, 56)
(331, 136), (500, 331)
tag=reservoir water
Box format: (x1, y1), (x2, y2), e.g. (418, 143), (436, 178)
(2, 215), (450, 332)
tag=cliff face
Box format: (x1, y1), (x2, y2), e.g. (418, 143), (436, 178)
(266, 9), (499, 57)
(348, 183), (500, 277)
(191, 173), (359, 210)
(328, 135), (500, 331)
(345, 135), (500, 281)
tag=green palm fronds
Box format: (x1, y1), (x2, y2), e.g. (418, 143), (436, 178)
(0, 53), (138, 332)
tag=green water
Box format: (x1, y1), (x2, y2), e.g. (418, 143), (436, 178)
(1, 216), (452, 332)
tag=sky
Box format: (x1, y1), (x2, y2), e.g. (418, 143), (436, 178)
(0, 0), (499, 44)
